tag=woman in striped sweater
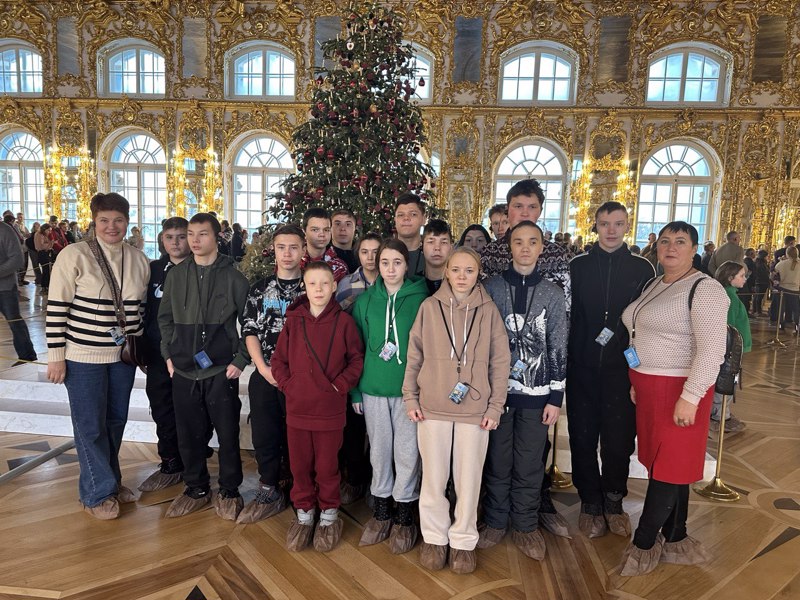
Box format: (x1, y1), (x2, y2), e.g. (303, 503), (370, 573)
(46, 193), (149, 520)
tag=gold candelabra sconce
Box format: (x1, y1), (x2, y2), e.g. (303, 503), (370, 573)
(201, 147), (223, 216)
(44, 145), (95, 225)
(168, 149), (188, 218)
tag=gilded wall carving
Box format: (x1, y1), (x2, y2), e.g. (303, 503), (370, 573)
(0, 1), (798, 245)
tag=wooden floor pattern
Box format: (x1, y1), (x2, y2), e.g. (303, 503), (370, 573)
(0, 288), (799, 599)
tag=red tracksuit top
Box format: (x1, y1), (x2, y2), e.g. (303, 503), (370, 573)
(271, 295), (364, 431)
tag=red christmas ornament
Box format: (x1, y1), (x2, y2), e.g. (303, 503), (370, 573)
(326, 150), (334, 160)
(316, 146), (325, 156)
(419, 77), (425, 87)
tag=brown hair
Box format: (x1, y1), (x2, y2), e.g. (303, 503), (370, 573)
(714, 261), (745, 287)
(376, 238), (409, 265)
(90, 192), (129, 220)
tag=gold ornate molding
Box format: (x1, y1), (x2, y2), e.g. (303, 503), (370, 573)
(0, 98), (47, 140)
(178, 100), (211, 158)
(223, 106), (295, 151)
(54, 98), (85, 155)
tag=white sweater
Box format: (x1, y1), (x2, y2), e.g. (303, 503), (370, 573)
(46, 239), (149, 364)
(621, 272), (729, 405)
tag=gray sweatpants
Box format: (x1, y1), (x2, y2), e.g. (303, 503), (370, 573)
(362, 394), (420, 503)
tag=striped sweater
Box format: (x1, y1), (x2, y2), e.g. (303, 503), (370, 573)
(46, 239), (150, 364)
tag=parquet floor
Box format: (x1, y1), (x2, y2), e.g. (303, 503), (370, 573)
(0, 285), (799, 599)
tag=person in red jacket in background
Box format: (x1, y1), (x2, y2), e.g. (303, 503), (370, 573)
(272, 261), (365, 554)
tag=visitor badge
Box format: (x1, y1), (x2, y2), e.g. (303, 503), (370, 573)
(107, 326), (125, 346)
(194, 350), (213, 369)
(379, 341), (398, 361)
(510, 359), (526, 380)
(449, 382), (469, 404)
(595, 327), (614, 346)
(624, 346), (641, 369)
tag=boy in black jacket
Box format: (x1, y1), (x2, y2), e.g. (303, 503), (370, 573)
(158, 213), (251, 520)
(140, 217), (194, 492)
(567, 202), (655, 538)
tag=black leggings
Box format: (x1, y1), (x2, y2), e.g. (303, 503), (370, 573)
(632, 479), (689, 549)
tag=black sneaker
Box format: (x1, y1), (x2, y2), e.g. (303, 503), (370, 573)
(186, 486), (211, 500)
(161, 457), (184, 475)
(539, 489), (557, 514)
(373, 495), (392, 521)
(604, 493), (624, 515)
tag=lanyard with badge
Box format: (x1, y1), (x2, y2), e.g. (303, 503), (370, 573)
(626, 267), (694, 368)
(438, 302), (478, 404)
(193, 262), (215, 369)
(93, 243), (126, 346)
(505, 278), (537, 381)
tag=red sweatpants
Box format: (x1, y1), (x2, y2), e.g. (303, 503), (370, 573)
(287, 425), (343, 511)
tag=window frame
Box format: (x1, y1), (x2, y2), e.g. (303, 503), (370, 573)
(0, 129), (45, 220)
(0, 41), (44, 96)
(499, 41), (578, 106)
(230, 133), (295, 230)
(492, 139), (569, 233)
(107, 132), (168, 259)
(635, 141), (717, 246)
(225, 41), (296, 100)
(644, 43), (732, 106)
(97, 39), (167, 98)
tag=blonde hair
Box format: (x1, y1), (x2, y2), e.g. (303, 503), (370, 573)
(444, 246), (481, 271)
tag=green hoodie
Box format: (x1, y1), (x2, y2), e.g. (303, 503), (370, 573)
(158, 253), (251, 380)
(725, 285), (752, 353)
(351, 275), (428, 403)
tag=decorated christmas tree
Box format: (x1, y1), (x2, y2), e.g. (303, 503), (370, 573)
(269, 1), (440, 235)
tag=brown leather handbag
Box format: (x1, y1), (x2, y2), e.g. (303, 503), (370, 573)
(87, 239), (149, 371)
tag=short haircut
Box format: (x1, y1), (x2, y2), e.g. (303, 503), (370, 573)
(630, 245), (641, 254)
(714, 261), (745, 286)
(757, 249), (768, 259)
(40, 223), (52, 233)
(303, 260), (334, 279)
(189, 212), (222, 235)
(703, 241), (715, 251)
(658, 221), (699, 246)
(355, 231), (383, 254)
(457, 224), (491, 247)
(90, 192), (130, 220)
(395, 192), (426, 213)
(232, 223), (242, 234)
(377, 237), (409, 265)
(422, 218), (452, 241)
(162, 216), (189, 232)
(302, 207), (330, 229)
(595, 201), (628, 219)
(506, 179), (544, 205)
(69, 221), (77, 228)
(221, 220), (230, 228)
(3, 214), (13, 224)
(726, 231), (738, 241)
(272, 223), (305, 243)
(509, 219), (544, 240)
(445, 246), (481, 271)
(785, 236), (796, 245)
(331, 208), (356, 221)
(488, 204), (507, 219)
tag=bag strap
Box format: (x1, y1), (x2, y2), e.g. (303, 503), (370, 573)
(687, 277), (704, 310)
(301, 311), (340, 376)
(87, 239), (127, 329)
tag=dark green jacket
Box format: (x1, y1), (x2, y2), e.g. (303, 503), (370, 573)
(351, 276), (428, 402)
(158, 253), (250, 380)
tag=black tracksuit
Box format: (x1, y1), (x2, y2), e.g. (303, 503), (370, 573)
(143, 258), (184, 464)
(567, 244), (655, 507)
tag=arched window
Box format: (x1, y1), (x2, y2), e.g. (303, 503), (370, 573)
(226, 42), (295, 99)
(232, 135), (294, 230)
(409, 44), (433, 101)
(500, 42), (577, 104)
(0, 131), (45, 219)
(646, 44), (730, 105)
(636, 143), (715, 245)
(0, 42), (43, 94)
(109, 133), (167, 258)
(98, 40), (166, 96)
(494, 141), (566, 234)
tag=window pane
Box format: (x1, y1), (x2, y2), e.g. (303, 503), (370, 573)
(701, 80), (718, 102)
(501, 79), (517, 100)
(537, 78), (553, 101)
(703, 58), (720, 78)
(503, 57), (519, 78)
(555, 57), (570, 78)
(686, 54), (704, 78)
(517, 78), (534, 100)
(519, 55), (536, 74)
(539, 54), (555, 77)
(684, 80), (701, 102)
(663, 79), (681, 101)
(666, 54), (683, 77)
(649, 57), (666, 78)
(553, 79), (570, 101)
(647, 80), (664, 102)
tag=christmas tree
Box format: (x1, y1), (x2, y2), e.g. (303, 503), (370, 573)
(269, 1), (441, 235)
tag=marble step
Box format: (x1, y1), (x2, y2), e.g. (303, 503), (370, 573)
(0, 363), (716, 481)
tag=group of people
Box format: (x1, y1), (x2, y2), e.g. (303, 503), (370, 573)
(35, 177), (748, 578)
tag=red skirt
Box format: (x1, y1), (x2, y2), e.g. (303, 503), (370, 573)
(629, 370), (713, 484)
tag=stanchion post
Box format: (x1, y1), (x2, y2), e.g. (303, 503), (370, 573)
(548, 420), (572, 489)
(693, 394), (740, 502)
(767, 290), (785, 348)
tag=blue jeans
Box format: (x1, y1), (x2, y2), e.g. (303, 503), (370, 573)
(64, 360), (136, 507)
(0, 289), (36, 361)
